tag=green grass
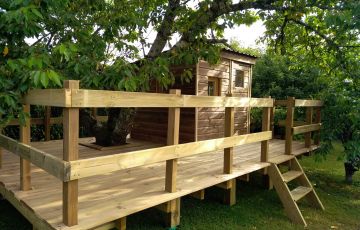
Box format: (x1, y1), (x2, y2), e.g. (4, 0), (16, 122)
(1, 143), (359, 230)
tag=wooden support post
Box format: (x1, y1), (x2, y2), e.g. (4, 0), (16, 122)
(314, 107), (321, 145)
(261, 97), (273, 189)
(0, 128), (2, 169)
(223, 179), (236, 206)
(190, 190), (205, 200)
(304, 107), (313, 156)
(0, 147), (2, 169)
(92, 108), (97, 118)
(270, 105), (275, 135)
(285, 97), (295, 155)
(115, 217), (126, 230)
(20, 104), (31, 191)
(63, 80), (79, 227)
(224, 93), (234, 174)
(164, 89), (181, 228)
(223, 93), (236, 205)
(44, 106), (51, 141)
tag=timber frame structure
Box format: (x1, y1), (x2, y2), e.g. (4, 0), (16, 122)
(0, 80), (324, 229)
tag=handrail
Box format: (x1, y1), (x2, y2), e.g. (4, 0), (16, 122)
(1, 81), (324, 228)
(68, 131), (272, 181)
(274, 97), (323, 155)
(0, 134), (68, 180)
(22, 89), (274, 108)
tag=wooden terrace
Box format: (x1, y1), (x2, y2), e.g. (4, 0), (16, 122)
(0, 81), (324, 229)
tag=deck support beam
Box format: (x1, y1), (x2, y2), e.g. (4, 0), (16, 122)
(164, 89), (181, 228)
(62, 80), (79, 226)
(20, 104), (31, 191)
(285, 97), (295, 155)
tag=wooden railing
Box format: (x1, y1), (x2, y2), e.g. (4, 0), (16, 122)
(7, 108), (107, 141)
(0, 81), (323, 227)
(275, 97), (323, 155)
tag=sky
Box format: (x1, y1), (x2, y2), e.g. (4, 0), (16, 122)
(224, 21), (266, 49)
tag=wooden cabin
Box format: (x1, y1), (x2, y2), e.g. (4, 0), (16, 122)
(131, 49), (257, 143)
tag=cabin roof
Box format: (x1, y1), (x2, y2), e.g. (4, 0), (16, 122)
(221, 48), (258, 59)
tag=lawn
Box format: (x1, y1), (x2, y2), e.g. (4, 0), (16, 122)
(1, 143), (359, 230)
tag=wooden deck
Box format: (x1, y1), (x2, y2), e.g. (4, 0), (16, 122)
(0, 138), (316, 230)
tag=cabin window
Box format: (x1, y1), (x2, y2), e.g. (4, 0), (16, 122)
(234, 70), (245, 88)
(208, 77), (220, 96)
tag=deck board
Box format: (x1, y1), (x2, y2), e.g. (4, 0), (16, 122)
(0, 138), (311, 230)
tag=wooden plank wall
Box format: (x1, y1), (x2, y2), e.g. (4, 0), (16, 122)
(197, 59), (251, 141)
(131, 65), (196, 144)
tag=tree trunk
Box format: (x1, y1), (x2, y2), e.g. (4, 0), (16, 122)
(79, 108), (135, 147)
(344, 162), (355, 184)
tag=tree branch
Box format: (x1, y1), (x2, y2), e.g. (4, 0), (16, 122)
(147, 0), (180, 58)
(288, 18), (338, 48)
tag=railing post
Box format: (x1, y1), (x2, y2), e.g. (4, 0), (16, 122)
(63, 80), (79, 226)
(285, 97), (295, 155)
(164, 89), (181, 228)
(261, 97), (272, 162)
(0, 129), (2, 169)
(270, 103), (275, 136)
(223, 93), (236, 205)
(261, 97), (273, 189)
(224, 93), (234, 174)
(305, 107), (313, 148)
(314, 107), (321, 145)
(20, 104), (31, 191)
(44, 106), (51, 141)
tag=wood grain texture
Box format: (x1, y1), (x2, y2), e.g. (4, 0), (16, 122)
(22, 89), (71, 107)
(285, 97), (295, 155)
(314, 108), (321, 145)
(261, 102), (271, 162)
(70, 89), (273, 108)
(0, 134), (67, 181)
(20, 104), (31, 191)
(305, 107), (313, 148)
(224, 94), (234, 174)
(295, 99), (323, 107)
(165, 89), (181, 193)
(0, 138), (310, 230)
(292, 124), (321, 135)
(69, 131), (272, 180)
(62, 80), (79, 226)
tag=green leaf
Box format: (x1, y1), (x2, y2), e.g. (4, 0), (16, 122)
(48, 70), (62, 87)
(31, 8), (44, 19)
(40, 71), (48, 87)
(32, 70), (41, 86)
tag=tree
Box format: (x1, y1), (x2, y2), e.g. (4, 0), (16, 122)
(1, 0), (359, 147)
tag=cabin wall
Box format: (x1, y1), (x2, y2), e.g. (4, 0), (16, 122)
(196, 57), (253, 141)
(131, 65), (196, 144)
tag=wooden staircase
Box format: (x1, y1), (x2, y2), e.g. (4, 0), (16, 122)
(268, 156), (324, 227)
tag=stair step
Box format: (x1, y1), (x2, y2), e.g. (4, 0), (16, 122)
(282, 170), (303, 183)
(268, 154), (294, 164)
(291, 186), (312, 202)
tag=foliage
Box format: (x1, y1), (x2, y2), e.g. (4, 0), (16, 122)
(0, 0), (359, 124)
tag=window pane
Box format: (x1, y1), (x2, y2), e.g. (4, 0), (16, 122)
(235, 70), (244, 88)
(208, 81), (214, 96)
